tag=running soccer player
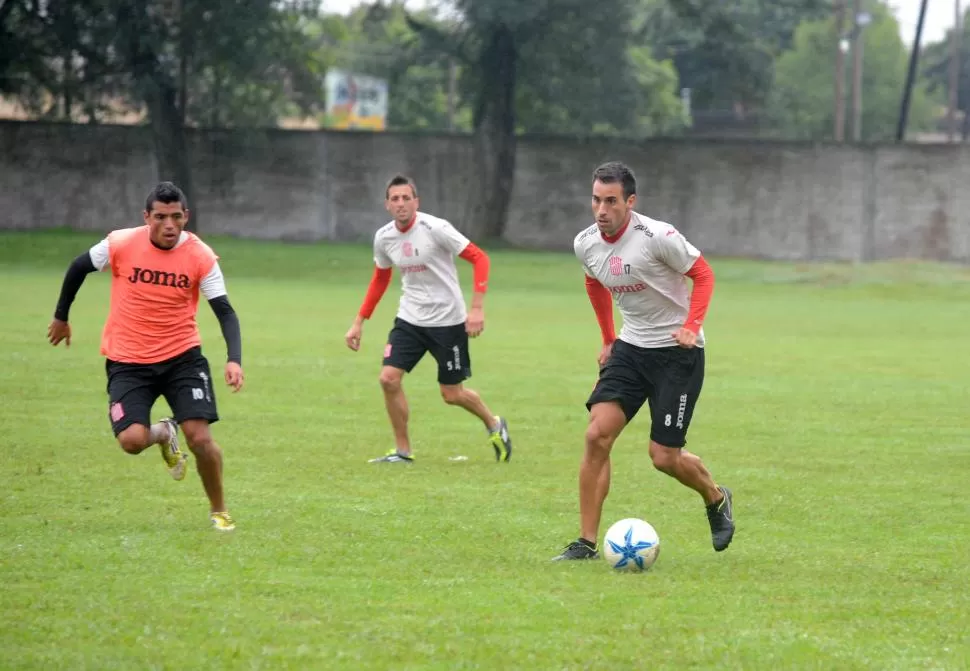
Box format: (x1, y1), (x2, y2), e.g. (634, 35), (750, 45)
(344, 174), (512, 463)
(554, 161), (734, 560)
(47, 182), (243, 531)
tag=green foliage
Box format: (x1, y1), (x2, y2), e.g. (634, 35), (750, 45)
(0, 0), (325, 127)
(647, 0), (830, 112)
(767, 2), (938, 141)
(321, 3), (472, 132)
(922, 9), (970, 120)
(388, 0), (685, 136)
(182, 2), (327, 128)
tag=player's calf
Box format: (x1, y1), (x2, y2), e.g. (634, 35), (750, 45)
(180, 419), (229, 522)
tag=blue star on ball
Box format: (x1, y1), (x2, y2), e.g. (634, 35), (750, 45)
(607, 526), (655, 569)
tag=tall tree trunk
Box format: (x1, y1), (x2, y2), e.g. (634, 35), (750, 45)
(121, 0), (196, 229)
(467, 24), (516, 241)
(142, 72), (196, 231)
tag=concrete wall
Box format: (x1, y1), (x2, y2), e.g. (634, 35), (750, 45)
(2, 120), (969, 262)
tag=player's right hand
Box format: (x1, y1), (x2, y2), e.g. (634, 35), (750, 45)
(345, 323), (363, 351)
(597, 342), (614, 366)
(47, 319), (71, 347)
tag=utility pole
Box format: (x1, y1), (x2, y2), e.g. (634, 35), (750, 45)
(897, 0), (930, 142)
(851, 0), (865, 142)
(947, 0), (963, 141)
(834, 0), (847, 142)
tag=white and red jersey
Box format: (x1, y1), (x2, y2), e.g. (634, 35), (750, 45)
(574, 211), (705, 348)
(373, 211), (471, 327)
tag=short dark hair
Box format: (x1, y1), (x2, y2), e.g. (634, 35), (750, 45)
(385, 174), (418, 199)
(145, 181), (188, 212)
(592, 162), (637, 200)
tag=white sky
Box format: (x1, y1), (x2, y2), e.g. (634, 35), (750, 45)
(321, 0), (958, 46)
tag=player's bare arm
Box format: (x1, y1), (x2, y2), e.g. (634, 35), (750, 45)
(348, 265), (393, 351)
(48, 251), (99, 347)
(458, 242), (490, 338)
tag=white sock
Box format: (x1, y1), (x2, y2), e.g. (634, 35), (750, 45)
(149, 422), (169, 445)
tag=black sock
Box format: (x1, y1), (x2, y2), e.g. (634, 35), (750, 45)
(578, 537), (596, 550)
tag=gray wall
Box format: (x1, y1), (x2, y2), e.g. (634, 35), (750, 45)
(2, 120), (969, 262)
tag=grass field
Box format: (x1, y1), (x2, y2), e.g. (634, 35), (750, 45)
(1, 230), (969, 670)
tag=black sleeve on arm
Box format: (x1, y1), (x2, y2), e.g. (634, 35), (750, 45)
(54, 252), (98, 321)
(208, 295), (242, 365)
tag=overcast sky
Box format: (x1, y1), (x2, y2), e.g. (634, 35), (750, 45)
(320, 0), (958, 45)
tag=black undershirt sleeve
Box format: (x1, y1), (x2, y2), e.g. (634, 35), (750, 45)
(54, 252), (98, 321)
(208, 295), (242, 365)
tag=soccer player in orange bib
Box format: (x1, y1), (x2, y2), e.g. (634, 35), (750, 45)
(47, 182), (243, 532)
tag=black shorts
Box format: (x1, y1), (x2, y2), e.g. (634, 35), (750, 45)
(586, 340), (705, 448)
(105, 346), (219, 436)
(383, 317), (471, 385)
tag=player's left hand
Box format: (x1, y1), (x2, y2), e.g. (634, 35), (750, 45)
(47, 319), (71, 347)
(225, 362), (244, 392)
(672, 327), (698, 348)
(466, 307), (485, 337)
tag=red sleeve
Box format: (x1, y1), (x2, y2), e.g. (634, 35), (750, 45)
(683, 256), (715, 334)
(458, 242), (490, 293)
(584, 275), (616, 345)
(358, 266), (393, 319)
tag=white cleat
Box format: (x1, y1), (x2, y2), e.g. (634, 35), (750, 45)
(158, 418), (187, 481)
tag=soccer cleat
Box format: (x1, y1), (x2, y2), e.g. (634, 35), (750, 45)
(158, 418), (187, 481)
(552, 539), (600, 561)
(706, 486), (735, 552)
(210, 511), (235, 532)
(489, 416), (512, 462)
(368, 449), (415, 463)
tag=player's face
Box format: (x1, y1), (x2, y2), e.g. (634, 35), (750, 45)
(385, 185), (418, 227)
(592, 180), (635, 237)
(144, 201), (189, 249)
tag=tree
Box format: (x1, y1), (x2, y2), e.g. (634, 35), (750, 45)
(323, 3), (472, 132)
(922, 8), (970, 140)
(3, 0), (323, 230)
(644, 0), (830, 116)
(767, 1), (938, 141)
(406, 0), (659, 239)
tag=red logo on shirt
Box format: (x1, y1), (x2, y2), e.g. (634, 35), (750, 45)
(610, 283), (647, 294)
(403, 242), (414, 257)
(609, 256), (624, 275)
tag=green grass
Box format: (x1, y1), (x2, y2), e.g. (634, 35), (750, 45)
(1, 230), (968, 670)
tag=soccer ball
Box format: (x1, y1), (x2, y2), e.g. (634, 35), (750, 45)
(603, 518), (660, 572)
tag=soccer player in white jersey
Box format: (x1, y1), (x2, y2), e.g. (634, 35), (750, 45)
(553, 161), (734, 561)
(344, 174), (512, 463)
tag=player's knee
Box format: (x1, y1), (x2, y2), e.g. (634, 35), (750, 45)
(182, 422), (213, 453)
(440, 385), (463, 405)
(584, 420), (616, 455)
(117, 426), (148, 454)
(649, 442), (679, 473)
(379, 370), (402, 393)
